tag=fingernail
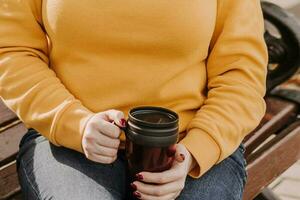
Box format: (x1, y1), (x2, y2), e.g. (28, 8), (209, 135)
(133, 191), (141, 199)
(167, 145), (176, 157)
(130, 183), (137, 191)
(180, 153), (185, 161)
(135, 173), (143, 181)
(120, 118), (126, 127)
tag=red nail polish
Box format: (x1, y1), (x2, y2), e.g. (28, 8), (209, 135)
(167, 145), (176, 157)
(180, 153), (185, 161)
(133, 191), (141, 199)
(120, 119), (126, 127)
(130, 183), (137, 191)
(135, 173), (143, 181)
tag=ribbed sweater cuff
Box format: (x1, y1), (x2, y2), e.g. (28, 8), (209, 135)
(52, 101), (94, 153)
(179, 128), (221, 178)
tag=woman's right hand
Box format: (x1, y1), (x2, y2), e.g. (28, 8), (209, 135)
(82, 109), (126, 164)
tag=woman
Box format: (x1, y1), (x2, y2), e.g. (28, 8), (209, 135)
(0, 0), (267, 199)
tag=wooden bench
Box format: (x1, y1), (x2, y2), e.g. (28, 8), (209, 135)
(0, 100), (27, 200)
(0, 92), (299, 200)
(243, 96), (300, 200)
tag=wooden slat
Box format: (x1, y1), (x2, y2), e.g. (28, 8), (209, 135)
(243, 122), (300, 200)
(246, 121), (300, 163)
(0, 123), (27, 166)
(244, 97), (298, 156)
(0, 100), (17, 127)
(0, 162), (20, 200)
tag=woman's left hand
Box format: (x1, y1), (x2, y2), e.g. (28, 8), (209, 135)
(131, 144), (196, 200)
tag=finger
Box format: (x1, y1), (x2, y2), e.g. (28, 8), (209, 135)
(175, 152), (185, 163)
(102, 109), (125, 127)
(172, 144), (185, 163)
(85, 152), (117, 164)
(92, 144), (118, 157)
(134, 190), (177, 200)
(95, 133), (120, 149)
(137, 167), (184, 184)
(166, 145), (176, 157)
(94, 119), (121, 138)
(133, 180), (184, 196)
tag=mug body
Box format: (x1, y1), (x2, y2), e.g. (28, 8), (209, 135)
(125, 106), (179, 176)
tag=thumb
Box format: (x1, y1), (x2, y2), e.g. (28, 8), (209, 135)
(102, 109), (126, 127)
(174, 145), (185, 163)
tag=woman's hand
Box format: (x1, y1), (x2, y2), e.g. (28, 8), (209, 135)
(131, 144), (196, 200)
(82, 109), (126, 164)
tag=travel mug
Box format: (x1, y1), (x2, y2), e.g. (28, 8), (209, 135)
(125, 106), (179, 177)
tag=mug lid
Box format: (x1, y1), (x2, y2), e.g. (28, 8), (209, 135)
(128, 106), (179, 128)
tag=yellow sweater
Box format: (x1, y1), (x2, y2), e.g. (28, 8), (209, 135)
(0, 0), (267, 178)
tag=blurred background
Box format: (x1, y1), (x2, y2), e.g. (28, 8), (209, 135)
(259, 1), (300, 200)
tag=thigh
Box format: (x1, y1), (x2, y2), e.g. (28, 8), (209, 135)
(178, 144), (247, 200)
(17, 129), (127, 200)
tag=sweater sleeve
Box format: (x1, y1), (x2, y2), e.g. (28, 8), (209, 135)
(180, 0), (268, 178)
(0, 0), (94, 153)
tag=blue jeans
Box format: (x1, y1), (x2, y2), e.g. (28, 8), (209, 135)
(16, 129), (247, 200)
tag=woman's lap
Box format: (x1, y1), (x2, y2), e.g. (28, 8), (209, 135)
(17, 129), (127, 200)
(177, 145), (247, 200)
(17, 129), (247, 200)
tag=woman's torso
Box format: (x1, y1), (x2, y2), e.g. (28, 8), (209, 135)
(42, 0), (217, 135)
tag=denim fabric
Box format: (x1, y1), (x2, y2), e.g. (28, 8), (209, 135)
(17, 129), (247, 200)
